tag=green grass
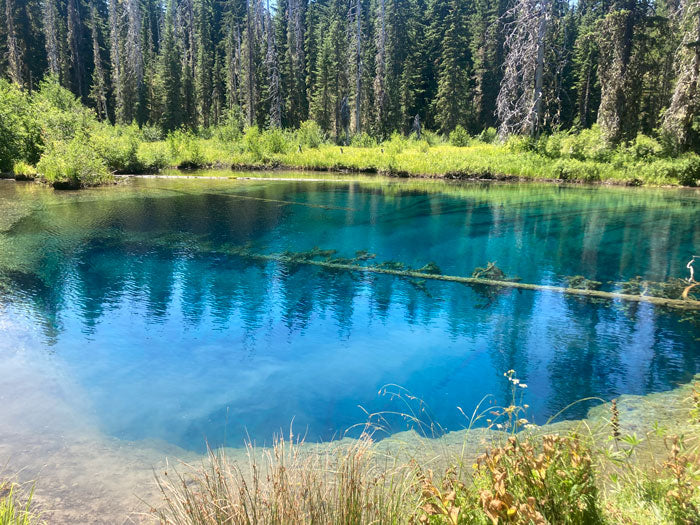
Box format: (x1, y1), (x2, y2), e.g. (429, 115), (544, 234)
(137, 134), (700, 187)
(0, 481), (39, 525)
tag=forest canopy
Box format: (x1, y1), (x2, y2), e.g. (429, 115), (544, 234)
(1, 0), (700, 150)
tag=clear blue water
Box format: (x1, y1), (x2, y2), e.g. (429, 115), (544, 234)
(0, 177), (698, 452)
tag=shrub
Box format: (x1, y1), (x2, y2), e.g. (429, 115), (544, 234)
(140, 124), (163, 142)
(262, 128), (291, 154)
(168, 129), (206, 169)
(31, 77), (96, 144)
(91, 123), (142, 173)
(137, 142), (170, 172)
(37, 138), (112, 188)
(559, 125), (612, 162)
(12, 160), (37, 179)
(296, 120), (324, 149)
(552, 158), (601, 182)
(350, 132), (377, 148)
(0, 79), (39, 171)
(242, 126), (264, 160)
(627, 133), (663, 161)
(384, 131), (408, 155)
(539, 132), (566, 159)
(636, 155), (700, 186)
(477, 127), (498, 144)
(214, 108), (244, 143)
(505, 134), (536, 153)
(417, 434), (602, 525)
(449, 125), (471, 147)
(422, 129), (444, 146)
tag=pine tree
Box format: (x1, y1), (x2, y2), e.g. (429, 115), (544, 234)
(89, 2), (108, 120)
(5, 0), (24, 85)
(160, 0), (183, 131)
(596, 0), (639, 144)
(433, 0), (472, 133)
(195, 0), (214, 127)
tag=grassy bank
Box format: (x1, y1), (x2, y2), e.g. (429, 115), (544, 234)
(3, 79), (700, 188)
(153, 376), (700, 525)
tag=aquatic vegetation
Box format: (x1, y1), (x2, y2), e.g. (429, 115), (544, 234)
(566, 275), (603, 291)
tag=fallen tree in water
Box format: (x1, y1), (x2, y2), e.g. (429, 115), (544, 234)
(213, 245), (700, 311)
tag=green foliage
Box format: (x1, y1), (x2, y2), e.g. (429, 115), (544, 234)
(626, 134), (664, 161)
(214, 108), (244, 143)
(168, 129), (206, 169)
(449, 125), (471, 147)
(422, 130), (445, 147)
(0, 481), (39, 525)
(296, 121), (324, 149)
(31, 77), (96, 144)
(505, 135), (536, 153)
(36, 138), (112, 188)
(12, 161), (37, 179)
(350, 132), (377, 148)
(477, 128), (498, 144)
(242, 126), (264, 160)
(552, 158), (601, 182)
(0, 79), (39, 171)
(262, 128), (291, 155)
(91, 123), (142, 173)
(559, 125), (612, 162)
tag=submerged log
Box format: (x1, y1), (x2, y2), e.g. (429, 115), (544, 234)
(225, 250), (700, 311)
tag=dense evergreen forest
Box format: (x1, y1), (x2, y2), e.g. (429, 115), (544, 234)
(2, 0), (700, 149)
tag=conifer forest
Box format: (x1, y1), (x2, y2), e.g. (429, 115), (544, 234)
(2, 0), (700, 149)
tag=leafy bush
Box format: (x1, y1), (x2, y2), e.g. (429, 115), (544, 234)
(636, 155), (700, 186)
(242, 126), (264, 160)
(477, 127), (498, 144)
(12, 160), (37, 179)
(505, 134), (536, 153)
(31, 77), (96, 144)
(350, 132), (377, 148)
(449, 125), (471, 147)
(552, 158), (601, 182)
(262, 128), (291, 154)
(167, 129), (206, 169)
(137, 142), (170, 172)
(422, 130), (444, 146)
(418, 434), (602, 525)
(0, 79), (40, 171)
(214, 108), (244, 143)
(383, 132), (409, 155)
(296, 120), (324, 149)
(539, 132), (565, 158)
(559, 125), (612, 162)
(91, 123), (142, 173)
(37, 138), (112, 188)
(140, 124), (163, 142)
(627, 133), (663, 160)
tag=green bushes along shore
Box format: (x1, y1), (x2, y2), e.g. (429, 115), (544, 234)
(2, 79), (700, 189)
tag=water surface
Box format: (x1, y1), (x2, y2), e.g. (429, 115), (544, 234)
(0, 175), (698, 454)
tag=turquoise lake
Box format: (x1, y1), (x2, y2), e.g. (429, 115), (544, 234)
(0, 176), (698, 452)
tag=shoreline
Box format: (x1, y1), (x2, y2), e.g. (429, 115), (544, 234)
(3, 163), (700, 189)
